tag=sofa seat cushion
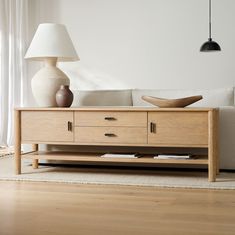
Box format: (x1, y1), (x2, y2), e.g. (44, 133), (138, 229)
(132, 88), (234, 107)
(72, 89), (133, 106)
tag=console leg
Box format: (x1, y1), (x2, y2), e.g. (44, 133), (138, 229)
(32, 144), (39, 169)
(208, 160), (216, 182)
(15, 110), (21, 175)
(208, 110), (218, 182)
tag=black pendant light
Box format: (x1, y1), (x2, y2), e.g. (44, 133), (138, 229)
(200, 0), (221, 52)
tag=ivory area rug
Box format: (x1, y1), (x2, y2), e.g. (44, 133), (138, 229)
(0, 147), (14, 157)
(0, 156), (235, 189)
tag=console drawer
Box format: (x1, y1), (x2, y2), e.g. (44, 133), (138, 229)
(75, 127), (147, 144)
(75, 111), (147, 127)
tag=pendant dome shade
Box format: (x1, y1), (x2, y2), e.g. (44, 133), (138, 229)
(200, 38), (221, 52)
(200, 0), (221, 52)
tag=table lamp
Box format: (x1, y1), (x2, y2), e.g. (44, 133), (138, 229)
(25, 23), (79, 107)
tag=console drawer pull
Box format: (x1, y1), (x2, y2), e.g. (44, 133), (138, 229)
(104, 133), (116, 137)
(104, 117), (116, 121)
(67, 121), (72, 131)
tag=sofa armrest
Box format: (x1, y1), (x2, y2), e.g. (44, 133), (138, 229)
(218, 106), (235, 169)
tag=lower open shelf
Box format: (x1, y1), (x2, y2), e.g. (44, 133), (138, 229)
(23, 151), (209, 165)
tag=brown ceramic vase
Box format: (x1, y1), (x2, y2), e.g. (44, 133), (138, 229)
(56, 85), (74, 107)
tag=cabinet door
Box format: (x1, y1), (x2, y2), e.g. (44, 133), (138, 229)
(21, 111), (73, 142)
(148, 112), (208, 146)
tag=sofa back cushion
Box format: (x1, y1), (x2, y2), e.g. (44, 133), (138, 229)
(72, 89), (133, 106)
(132, 88), (234, 107)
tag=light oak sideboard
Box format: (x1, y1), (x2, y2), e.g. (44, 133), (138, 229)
(14, 107), (219, 182)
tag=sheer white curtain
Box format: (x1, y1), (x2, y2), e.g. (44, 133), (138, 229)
(0, 0), (29, 146)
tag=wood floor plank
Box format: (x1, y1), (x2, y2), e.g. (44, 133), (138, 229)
(0, 181), (234, 235)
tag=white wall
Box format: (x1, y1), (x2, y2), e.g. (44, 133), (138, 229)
(30, 0), (235, 90)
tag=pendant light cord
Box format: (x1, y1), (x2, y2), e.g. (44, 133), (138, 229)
(209, 0), (212, 39)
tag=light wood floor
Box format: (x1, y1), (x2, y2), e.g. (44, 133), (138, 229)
(0, 181), (234, 235)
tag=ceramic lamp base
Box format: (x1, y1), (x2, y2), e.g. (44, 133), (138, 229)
(31, 58), (69, 107)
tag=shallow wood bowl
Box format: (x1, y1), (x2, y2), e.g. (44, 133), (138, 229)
(142, 95), (203, 108)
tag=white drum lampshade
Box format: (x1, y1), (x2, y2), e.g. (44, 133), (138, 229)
(25, 23), (79, 107)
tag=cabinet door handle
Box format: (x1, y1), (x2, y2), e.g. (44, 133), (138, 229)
(104, 133), (116, 137)
(104, 117), (116, 121)
(150, 122), (155, 133)
(67, 121), (72, 131)
(150, 122), (153, 133)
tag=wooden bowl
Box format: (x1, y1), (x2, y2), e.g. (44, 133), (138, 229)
(142, 95), (203, 108)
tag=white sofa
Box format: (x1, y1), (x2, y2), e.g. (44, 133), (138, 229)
(72, 87), (235, 170)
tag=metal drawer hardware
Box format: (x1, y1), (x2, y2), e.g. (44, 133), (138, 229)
(67, 121), (72, 131)
(150, 122), (156, 133)
(104, 117), (116, 121)
(104, 133), (116, 137)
